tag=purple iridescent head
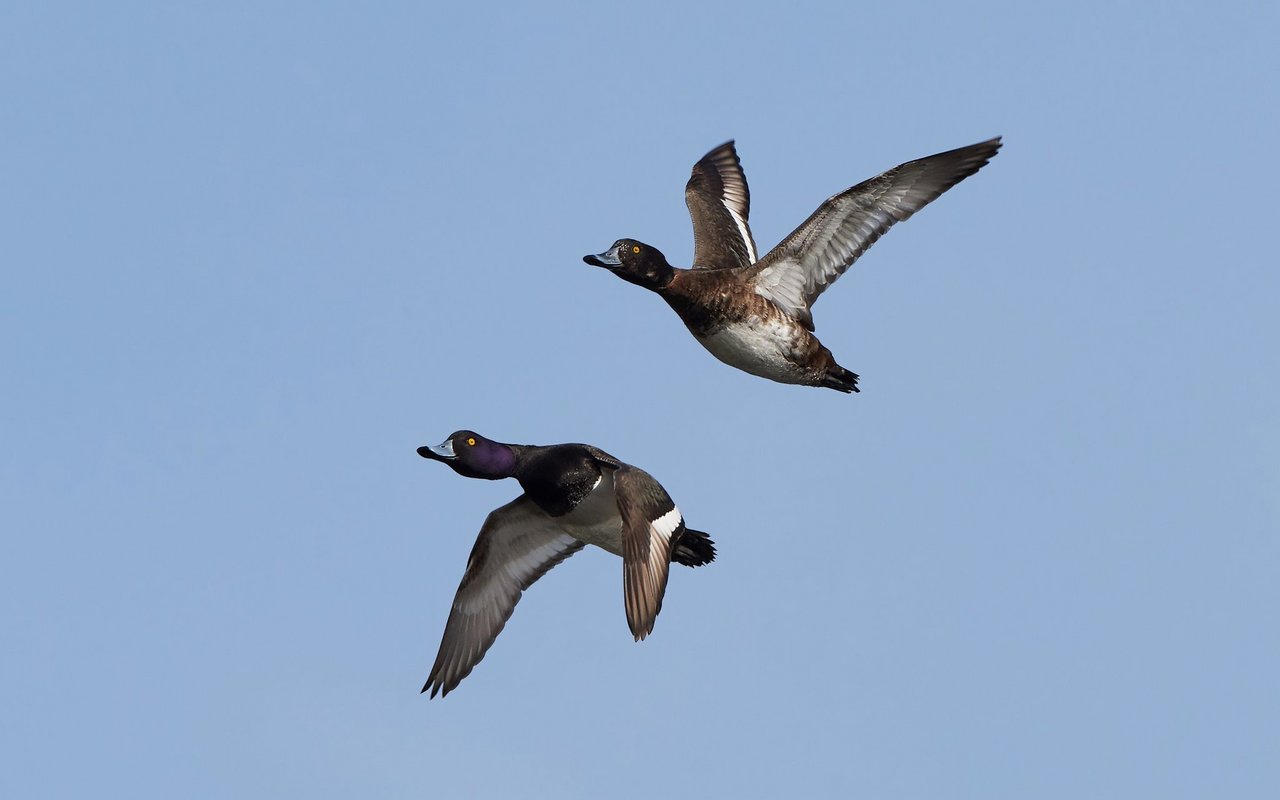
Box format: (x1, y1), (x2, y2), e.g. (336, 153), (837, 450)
(417, 430), (516, 480)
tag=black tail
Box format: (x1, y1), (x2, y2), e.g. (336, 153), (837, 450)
(672, 527), (716, 567)
(822, 365), (860, 393)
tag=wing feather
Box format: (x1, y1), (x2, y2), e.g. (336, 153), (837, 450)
(423, 497), (584, 697)
(744, 137), (1002, 330)
(686, 141), (758, 269)
(614, 467), (683, 640)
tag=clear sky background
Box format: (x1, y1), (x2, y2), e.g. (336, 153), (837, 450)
(3, 2), (1277, 797)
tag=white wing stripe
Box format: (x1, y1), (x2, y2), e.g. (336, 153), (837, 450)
(651, 506), (682, 541)
(726, 204), (757, 263)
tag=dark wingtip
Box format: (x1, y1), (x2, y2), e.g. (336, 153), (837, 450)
(953, 136), (1003, 174)
(975, 136), (1003, 165)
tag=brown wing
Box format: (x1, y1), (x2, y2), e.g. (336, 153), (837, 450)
(686, 141), (758, 269)
(423, 496), (584, 697)
(614, 466), (685, 640)
(743, 137), (1002, 330)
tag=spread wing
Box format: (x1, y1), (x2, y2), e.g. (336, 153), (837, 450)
(614, 466), (685, 640)
(423, 496), (584, 698)
(686, 141), (758, 270)
(743, 137), (1002, 330)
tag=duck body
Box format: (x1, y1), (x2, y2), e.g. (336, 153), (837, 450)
(660, 267), (858, 391)
(506, 441), (714, 565)
(510, 444), (631, 556)
(510, 442), (618, 519)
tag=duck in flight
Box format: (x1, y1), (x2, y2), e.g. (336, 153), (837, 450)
(416, 430), (715, 697)
(584, 137), (1002, 392)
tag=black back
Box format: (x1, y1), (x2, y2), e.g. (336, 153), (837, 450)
(513, 444), (619, 517)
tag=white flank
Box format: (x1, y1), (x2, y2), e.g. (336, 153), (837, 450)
(557, 471), (623, 556)
(700, 317), (809, 383)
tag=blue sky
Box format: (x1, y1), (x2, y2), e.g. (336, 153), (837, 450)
(3, 2), (1277, 797)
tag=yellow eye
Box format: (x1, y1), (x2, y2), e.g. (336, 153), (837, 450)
(466, 437), (476, 446)
(632, 245), (641, 254)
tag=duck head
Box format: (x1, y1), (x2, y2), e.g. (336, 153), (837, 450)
(584, 239), (674, 290)
(417, 430), (516, 480)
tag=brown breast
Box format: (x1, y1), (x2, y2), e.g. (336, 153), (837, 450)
(660, 270), (784, 337)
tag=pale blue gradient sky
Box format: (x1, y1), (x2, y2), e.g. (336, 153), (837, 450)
(3, 2), (1277, 797)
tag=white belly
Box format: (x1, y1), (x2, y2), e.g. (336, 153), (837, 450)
(555, 471), (623, 556)
(698, 318), (810, 383)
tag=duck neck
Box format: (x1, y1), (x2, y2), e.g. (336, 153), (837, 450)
(647, 266), (679, 294)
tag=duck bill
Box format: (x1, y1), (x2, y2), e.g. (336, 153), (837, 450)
(417, 440), (456, 462)
(583, 245), (622, 268)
